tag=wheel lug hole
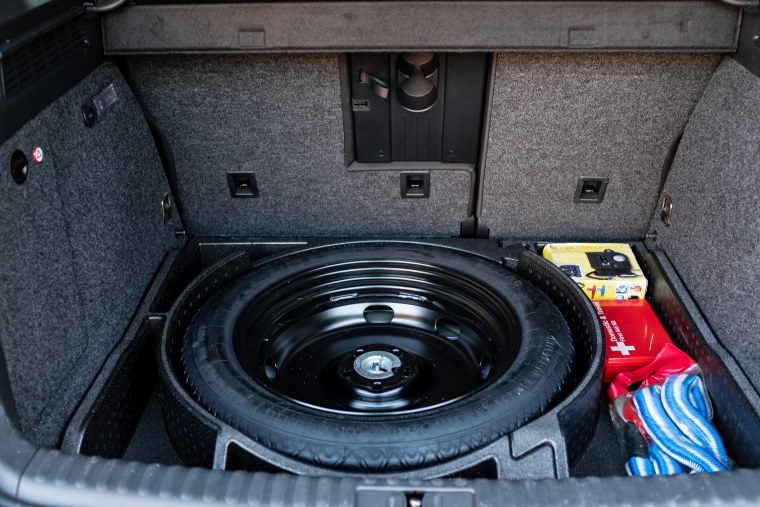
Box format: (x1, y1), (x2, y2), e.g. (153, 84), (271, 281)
(341, 368), (353, 377)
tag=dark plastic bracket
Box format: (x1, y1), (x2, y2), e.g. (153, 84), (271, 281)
(400, 172), (429, 198)
(460, 216), (490, 239)
(734, 10), (760, 78)
(226, 172), (259, 198)
(574, 177), (609, 204)
(349, 53), (487, 164)
(60, 252), (181, 457)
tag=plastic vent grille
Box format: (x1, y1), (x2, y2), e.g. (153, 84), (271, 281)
(1, 18), (86, 98)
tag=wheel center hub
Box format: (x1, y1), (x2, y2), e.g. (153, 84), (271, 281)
(353, 350), (401, 380)
(338, 346), (418, 395)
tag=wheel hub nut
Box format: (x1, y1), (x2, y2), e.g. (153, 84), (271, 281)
(353, 350), (401, 380)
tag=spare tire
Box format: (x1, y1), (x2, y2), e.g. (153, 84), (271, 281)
(181, 244), (574, 472)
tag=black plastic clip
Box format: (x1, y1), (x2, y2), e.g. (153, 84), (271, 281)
(359, 70), (390, 99)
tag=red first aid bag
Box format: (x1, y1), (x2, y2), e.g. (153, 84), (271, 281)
(608, 342), (698, 400)
(594, 300), (674, 382)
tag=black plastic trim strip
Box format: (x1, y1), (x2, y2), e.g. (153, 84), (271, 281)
(102, 2), (740, 54)
(10, 449), (760, 506)
(469, 52), (497, 237)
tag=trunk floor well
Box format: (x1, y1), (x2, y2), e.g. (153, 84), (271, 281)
(64, 238), (755, 479)
(62, 238), (602, 477)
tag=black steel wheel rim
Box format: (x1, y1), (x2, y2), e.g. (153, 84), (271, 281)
(233, 258), (522, 415)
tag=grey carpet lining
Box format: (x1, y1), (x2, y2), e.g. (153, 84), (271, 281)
(481, 52), (721, 241)
(125, 54), (472, 238)
(655, 57), (760, 393)
(0, 61), (180, 447)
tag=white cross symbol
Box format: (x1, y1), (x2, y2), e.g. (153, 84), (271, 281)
(610, 342), (636, 356)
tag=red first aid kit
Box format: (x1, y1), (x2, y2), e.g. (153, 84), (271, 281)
(593, 299), (674, 382)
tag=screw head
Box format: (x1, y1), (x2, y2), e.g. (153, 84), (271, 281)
(754, 34), (760, 47)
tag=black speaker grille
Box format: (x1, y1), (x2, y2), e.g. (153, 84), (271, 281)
(2, 18), (87, 98)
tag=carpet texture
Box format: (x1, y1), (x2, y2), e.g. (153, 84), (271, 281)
(481, 52), (721, 240)
(0, 61), (181, 446)
(655, 57), (760, 394)
(126, 54), (472, 238)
